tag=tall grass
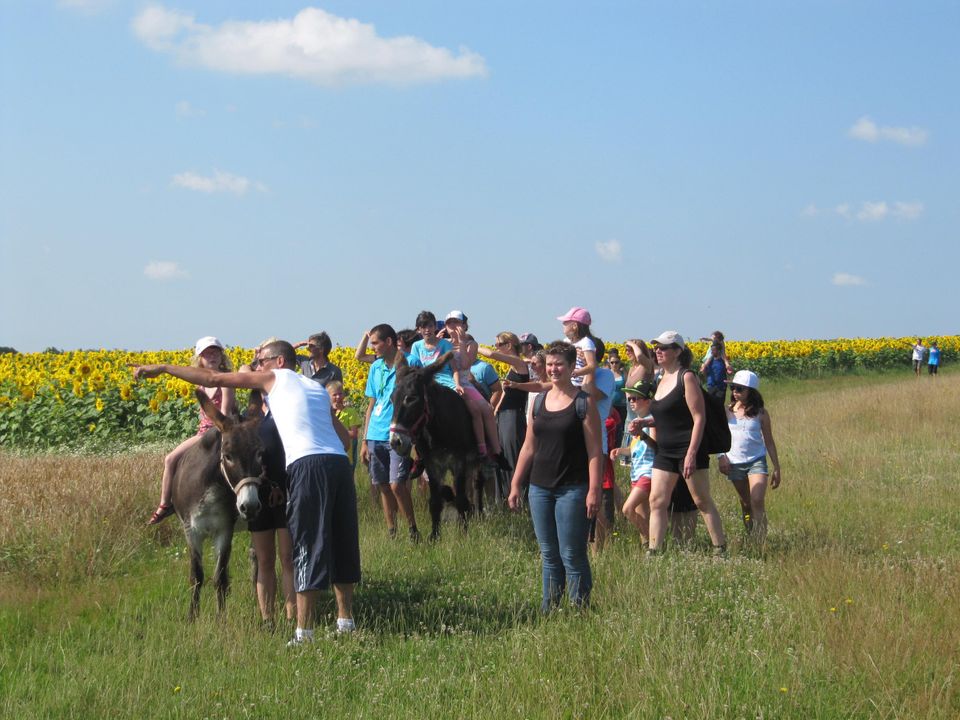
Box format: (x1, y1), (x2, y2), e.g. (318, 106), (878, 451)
(1, 373), (958, 718)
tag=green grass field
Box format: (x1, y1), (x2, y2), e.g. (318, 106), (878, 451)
(2, 372), (958, 719)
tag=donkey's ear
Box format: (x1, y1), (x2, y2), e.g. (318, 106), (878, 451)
(424, 351), (454, 378)
(246, 390), (264, 421)
(196, 389), (231, 432)
(397, 355), (413, 380)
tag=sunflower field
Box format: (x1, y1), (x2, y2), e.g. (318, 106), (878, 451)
(0, 336), (955, 450)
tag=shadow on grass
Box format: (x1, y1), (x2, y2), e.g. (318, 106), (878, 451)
(329, 570), (539, 639)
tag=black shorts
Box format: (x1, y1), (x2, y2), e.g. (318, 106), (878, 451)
(653, 448), (710, 474)
(928, 364), (938, 375)
(248, 491), (288, 533)
(286, 454), (360, 592)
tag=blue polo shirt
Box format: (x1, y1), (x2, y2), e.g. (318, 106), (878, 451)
(364, 355), (411, 442)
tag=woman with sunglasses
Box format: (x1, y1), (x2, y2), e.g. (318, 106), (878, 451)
(646, 331), (727, 554)
(478, 332), (530, 475)
(718, 370), (781, 541)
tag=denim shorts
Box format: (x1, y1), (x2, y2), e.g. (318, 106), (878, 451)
(367, 440), (411, 486)
(726, 455), (768, 482)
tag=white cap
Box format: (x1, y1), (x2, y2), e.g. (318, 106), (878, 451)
(728, 369), (759, 389)
(445, 310), (467, 323)
(194, 336), (224, 357)
(651, 330), (685, 349)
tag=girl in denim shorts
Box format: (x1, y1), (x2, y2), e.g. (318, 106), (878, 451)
(718, 370), (782, 541)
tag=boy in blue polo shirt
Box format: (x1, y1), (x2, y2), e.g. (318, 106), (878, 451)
(360, 324), (420, 541)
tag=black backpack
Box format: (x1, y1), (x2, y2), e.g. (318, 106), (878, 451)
(678, 370), (731, 454)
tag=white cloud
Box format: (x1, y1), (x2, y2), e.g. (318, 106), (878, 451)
(892, 201), (924, 220)
(595, 239), (622, 263)
(826, 200), (923, 222)
(801, 204), (820, 217)
(832, 272), (866, 287)
(857, 201), (888, 222)
(144, 261), (188, 281)
(175, 100), (205, 118)
(171, 169), (267, 195)
(132, 5), (487, 86)
(848, 116), (928, 147)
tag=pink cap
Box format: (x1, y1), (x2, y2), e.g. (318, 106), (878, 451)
(557, 307), (592, 325)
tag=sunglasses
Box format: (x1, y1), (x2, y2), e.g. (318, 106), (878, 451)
(731, 384), (748, 392)
(655, 344), (680, 351)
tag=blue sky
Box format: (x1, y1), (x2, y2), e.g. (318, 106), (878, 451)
(2, 0), (957, 353)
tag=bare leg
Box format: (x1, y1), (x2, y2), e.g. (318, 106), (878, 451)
(685, 469), (727, 548)
(476, 400), (503, 455)
(159, 433), (202, 505)
(465, 398), (486, 449)
(251, 530), (277, 622)
(296, 590), (319, 629)
(747, 473), (769, 542)
(333, 583), (354, 620)
(378, 484), (398, 533)
(648, 469), (679, 551)
(730, 477), (754, 531)
(622, 486), (650, 544)
(390, 481), (417, 530)
(276, 529), (296, 620)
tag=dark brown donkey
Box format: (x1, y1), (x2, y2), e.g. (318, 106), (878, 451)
(171, 390), (268, 620)
(389, 353), (485, 539)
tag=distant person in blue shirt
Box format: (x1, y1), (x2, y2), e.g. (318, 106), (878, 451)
(700, 342), (729, 402)
(927, 341), (941, 376)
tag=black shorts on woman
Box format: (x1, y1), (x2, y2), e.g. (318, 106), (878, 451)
(649, 370), (709, 474)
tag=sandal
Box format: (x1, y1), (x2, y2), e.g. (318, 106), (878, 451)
(148, 503), (175, 525)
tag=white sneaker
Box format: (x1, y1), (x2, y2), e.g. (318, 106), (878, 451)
(286, 632), (314, 647)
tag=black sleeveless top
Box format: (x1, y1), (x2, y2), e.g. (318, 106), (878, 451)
(649, 371), (693, 458)
(499, 369), (530, 412)
(530, 395), (588, 489)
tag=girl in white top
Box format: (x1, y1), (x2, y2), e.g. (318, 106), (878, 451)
(718, 370), (782, 542)
(558, 306), (598, 388)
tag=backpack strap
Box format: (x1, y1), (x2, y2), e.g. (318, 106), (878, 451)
(533, 390), (588, 420)
(532, 391), (547, 420)
(574, 390), (588, 421)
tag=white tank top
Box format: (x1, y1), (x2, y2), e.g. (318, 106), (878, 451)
(726, 409), (766, 464)
(266, 369), (346, 466)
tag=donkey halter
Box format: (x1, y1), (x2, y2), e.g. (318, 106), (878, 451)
(219, 458), (264, 497)
(389, 386), (431, 441)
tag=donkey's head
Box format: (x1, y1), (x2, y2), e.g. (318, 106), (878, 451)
(388, 352), (453, 456)
(197, 389), (266, 520)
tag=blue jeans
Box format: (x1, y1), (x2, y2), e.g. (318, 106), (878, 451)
(528, 483), (592, 612)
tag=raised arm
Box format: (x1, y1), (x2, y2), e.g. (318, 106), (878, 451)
(132, 364), (275, 394)
(355, 330), (375, 365)
(477, 346), (528, 373)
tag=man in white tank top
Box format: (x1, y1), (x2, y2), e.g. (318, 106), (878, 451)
(133, 340), (356, 646)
